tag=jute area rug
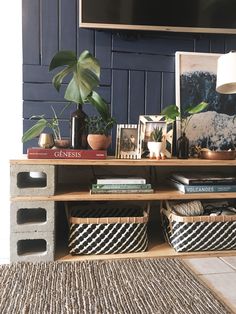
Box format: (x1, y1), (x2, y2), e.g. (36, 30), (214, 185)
(0, 258), (233, 314)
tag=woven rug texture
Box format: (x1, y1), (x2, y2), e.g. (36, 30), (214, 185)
(0, 258), (233, 314)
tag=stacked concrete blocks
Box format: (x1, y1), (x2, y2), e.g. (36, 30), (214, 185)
(10, 164), (56, 262)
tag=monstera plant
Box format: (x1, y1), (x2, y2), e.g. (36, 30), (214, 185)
(49, 49), (111, 121)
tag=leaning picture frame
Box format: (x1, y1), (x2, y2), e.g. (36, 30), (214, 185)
(138, 115), (173, 158)
(115, 124), (139, 159)
(175, 51), (236, 151)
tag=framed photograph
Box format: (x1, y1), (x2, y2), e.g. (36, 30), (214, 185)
(138, 115), (173, 158)
(115, 124), (139, 159)
(176, 51), (236, 151)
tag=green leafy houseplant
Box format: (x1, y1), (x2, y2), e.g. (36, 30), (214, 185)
(86, 116), (116, 136)
(161, 101), (208, 133)
(22, 104), (69, 143)
(150, 127), (163, 142)
(49, 50), (111, 121)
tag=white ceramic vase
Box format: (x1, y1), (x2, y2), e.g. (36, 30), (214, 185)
(147, 141), (162, 158)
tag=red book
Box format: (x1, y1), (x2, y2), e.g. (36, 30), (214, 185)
(27, 148), (107, 159)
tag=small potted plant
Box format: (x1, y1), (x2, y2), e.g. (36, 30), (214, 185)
(22, 105), (70, 148)
(161, 102), (208, 158)
(147, 126), (164, 159)
(86, 115), (116, 150)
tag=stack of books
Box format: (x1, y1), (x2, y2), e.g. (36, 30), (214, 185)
(90, 177), (154, 194)
(169, 172), (236, 194)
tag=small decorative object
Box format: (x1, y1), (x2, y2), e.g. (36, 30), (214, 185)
(71, 104), (88, 149)
(176, 132), (189, 159)
(38, 133), (54, 148)
(86, 115), (115, 150)
(53, 139), (70, 148)
(138, 115), (173, 158)
(49, 50), (112, 149)
(115, 124), (139, 159)
(199, 149), (235, 160)
(147, 127), (163, 159)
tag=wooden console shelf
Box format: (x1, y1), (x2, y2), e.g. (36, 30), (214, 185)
(10, 156), (236, 262)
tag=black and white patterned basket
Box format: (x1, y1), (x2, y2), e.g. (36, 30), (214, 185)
(66, 202), (149, 255)
(161, 200), (236, 252)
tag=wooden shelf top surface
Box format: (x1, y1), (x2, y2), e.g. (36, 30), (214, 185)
(10, 155), (236, 166)
(11, 186), (236, 201)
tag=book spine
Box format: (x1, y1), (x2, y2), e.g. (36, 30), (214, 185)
(187, 180), (236, 185)
(185, 185), (236, 193)
(96, 179), (146, 184)
(92, 184), (152, 190)
(90, 189), (154, 194)
(27, 148), (107, 159)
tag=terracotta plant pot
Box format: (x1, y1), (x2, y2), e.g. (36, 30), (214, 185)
(87, 134), (111, 150)
(54, 139), (70, 148)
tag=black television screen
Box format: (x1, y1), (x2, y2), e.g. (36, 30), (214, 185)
(80, 0), (236, 34)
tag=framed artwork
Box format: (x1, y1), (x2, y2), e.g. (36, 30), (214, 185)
(176, 51), (236, 151)
(138, 115), (173, 158)
(115, 124), (139, 159)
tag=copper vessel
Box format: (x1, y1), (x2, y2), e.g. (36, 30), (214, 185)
(199, 150), (235, 160)
(38, 133), (54, 148)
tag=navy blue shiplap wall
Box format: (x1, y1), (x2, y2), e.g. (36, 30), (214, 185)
(22, 0), (236, 153)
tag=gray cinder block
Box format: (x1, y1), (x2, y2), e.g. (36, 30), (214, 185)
(10, 164), (56, 196)
(10, 201), (55, 233)
(10, 231), (55, 262)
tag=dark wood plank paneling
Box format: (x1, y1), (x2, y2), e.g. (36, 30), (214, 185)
(112, 33), (194, 55)
(225, 37), (236, 52)
(23, 83), (66, 101)
(129, 71), (145, 123)
(23, 83), (110, 102)
(145, 72), (162, 115)
(22, 0), (40, 64)
(162, 72), (175, 109)
(23, 101), (77, 118)
(95, 31), (112, 68)
(77, 28), (95, 55)
(41, 0), (59, 65)
(112, 70), (129, 124)
(23, 65), (111, 85)
(112, 52), (174, 72)
(194, 37), (210, 52)
(59, 0), (77, 51)
(210, 36), (225, 53)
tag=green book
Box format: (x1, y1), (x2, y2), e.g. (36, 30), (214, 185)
(92, 183), (152, 190)
(170, 179), (236, 194)
(90, 188), (154, 194)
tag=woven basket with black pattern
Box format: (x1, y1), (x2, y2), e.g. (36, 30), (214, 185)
(161, 200), (236, 252)
(66, 202), (149, 255)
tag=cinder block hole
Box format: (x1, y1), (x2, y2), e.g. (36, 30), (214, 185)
(17, 172), (47, 188)
(17, 208), (47, 224)
(17, 239), (47, 255)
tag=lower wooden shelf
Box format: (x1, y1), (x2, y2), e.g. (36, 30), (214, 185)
(56, 239), (236, 262)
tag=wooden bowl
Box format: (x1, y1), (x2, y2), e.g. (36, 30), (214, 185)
(199, 150), (235, 160)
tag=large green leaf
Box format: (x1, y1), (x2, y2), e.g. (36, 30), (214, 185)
(49, 50), (77, 71)
(186, 102), (208, 114)
(22, 119), (48, 143)
(52, 65), (75, 92)
(161, 104), (180, 122)
(88, 91), (110, 121)
(49, 50), (101, 105)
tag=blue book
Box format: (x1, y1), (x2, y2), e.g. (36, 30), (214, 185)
(170, 179), (236, 194)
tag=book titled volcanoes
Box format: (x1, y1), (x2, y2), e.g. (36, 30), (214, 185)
(170, 172), (236, 194)
(27, 148), (107, 159)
